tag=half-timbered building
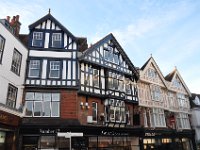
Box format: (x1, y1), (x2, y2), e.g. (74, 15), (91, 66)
(0, 15), (27, 150)
(19, 13), (141, 150)
(138, 57), (196, 150)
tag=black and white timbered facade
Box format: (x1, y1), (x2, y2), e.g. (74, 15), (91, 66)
(20, 13), (142, 150)
(79, 33), (139, 102)
(25, 13), (79, 87)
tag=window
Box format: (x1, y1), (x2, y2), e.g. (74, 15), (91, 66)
(104, 99), (126, 123)
(108, 72), (124, 91)
(6, 84), (17, 108)
(93, 69), (99, 87)
(0, 35), (5, 63)
(104, 44), (119, 64)
(28, 60), (41, 77)
(52, 33), (62, 48)
(92, 102), (98, 122)
(173, 76), (182, 89)
(84, 66), (100, 87)
(147, 68), (158, 78)
(151, 108), (166, 127)
(176, 113), (190, 129)
(11, 49), (22, 75)
(32, 32), (43, 47)
(151, 85), (161, 101)
(125, 78), (131, 94)
(25, 92), (60, 117)
(177, 94), (187, 108)
(49, 61), (61, 78)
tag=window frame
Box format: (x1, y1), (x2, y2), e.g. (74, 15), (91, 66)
(176, 113), (190, 129)
(25, 92), (60, 117)
(32, 32), (44, 47)
(0, 34), (5, 64)
(151, 108), (166, 128)
(48, 60), (61, 79)
(11, 48), (22, 76)
(150, 84), (162, 101)
(6, 84), (18, 108)
(92, 102), (98, 122)
(28, 60), (41, 78)
(51, 33), (62, 48)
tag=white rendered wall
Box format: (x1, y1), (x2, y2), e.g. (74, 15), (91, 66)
(0, 22), (28, 111)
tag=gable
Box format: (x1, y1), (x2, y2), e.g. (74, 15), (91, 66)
(29, 13), (76, 42)
(140, 57), (167, 88)
(79, 34), (139, 77)
(171, 74), (189, 94)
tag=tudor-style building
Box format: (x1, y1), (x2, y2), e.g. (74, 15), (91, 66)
(0, 16), (28, 150)
(138, 57), (196, 150)
(19, 13), (141, 150)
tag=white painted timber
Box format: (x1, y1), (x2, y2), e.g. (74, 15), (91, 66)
(29, 50), (72, 58)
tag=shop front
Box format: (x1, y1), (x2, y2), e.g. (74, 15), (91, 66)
(140, 129), (196, 150)
(0, 109), (21, 150)
(19, 118), (144, 150)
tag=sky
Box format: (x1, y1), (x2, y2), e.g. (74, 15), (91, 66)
(1, 0), (200, 93)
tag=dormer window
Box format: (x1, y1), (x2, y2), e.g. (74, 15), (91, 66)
(52, 33), (62, 48)
(32, 32), (43, 47)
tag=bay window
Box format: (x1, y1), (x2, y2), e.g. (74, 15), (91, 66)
(151, 85), (162, 101)
(108, 72), (124, 91)
(104, 99), (126, 123)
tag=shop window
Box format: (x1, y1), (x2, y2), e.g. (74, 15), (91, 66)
(25, 92), (60, 117)
(6, 84), (17, 108)
(39, 136), (55, 149)
(0, 34), (5, 64)
(11, 48), (22, 75)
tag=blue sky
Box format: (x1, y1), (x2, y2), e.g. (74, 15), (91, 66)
(1, 0), (200, 93)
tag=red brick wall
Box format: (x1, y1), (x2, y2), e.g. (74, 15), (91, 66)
(60, 90), (78, 119)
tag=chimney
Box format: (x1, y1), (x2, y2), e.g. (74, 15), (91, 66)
(6, 16), (10, 22)
(9, 15), (21, 37)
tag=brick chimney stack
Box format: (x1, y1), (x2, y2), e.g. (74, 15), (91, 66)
(8, 15), (21, 37)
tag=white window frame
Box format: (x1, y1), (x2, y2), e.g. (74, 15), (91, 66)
(11, 49), (22, 75)
(0, 35), (5, 63)
(25, 92), (60, 117)
(52, 33), (62, 48)
(28, 60), (40, 78)
(177, 94), (187, 108)
(151, 108), (166, 128)
(93, 69), (99, 88)
(49, 61), (60, 78)
(176, 113), (190, 129)
(151, 85), (162, 101)
(32, 32), (43, 47)
(6, 84), (18, 108)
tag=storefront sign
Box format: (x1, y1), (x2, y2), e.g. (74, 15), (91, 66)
(40, 129), (58, 134)
(101, 130), (129, 136)
(0, 110), (19, 126)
